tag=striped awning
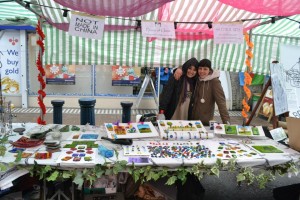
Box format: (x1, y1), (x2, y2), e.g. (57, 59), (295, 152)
(44, 25), (300, 75)
(0, 1), (37, 25)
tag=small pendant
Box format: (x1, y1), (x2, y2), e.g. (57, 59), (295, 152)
(201, 98), (205, 103)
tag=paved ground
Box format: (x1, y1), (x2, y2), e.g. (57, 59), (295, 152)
(12, 107), (270, 127)
(10, 107), (300, 200)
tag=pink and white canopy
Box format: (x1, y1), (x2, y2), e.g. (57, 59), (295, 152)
(219, 0), (300, 16)
(53, 0), (173, 17)
(28, 0), (300, 40)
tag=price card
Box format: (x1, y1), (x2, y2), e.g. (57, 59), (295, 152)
(270, 127), (287, 141)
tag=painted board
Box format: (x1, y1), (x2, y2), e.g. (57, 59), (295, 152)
(157, 120), (210, 140)
(57, 145), (96, 165)
(247, 144), (285, 154)
(105, 122), (159, 139)
(214, 124), (265, 137)
(146, 141), (215, 160)
(67, 132), (100, 140)
(213, 141), (261, 159)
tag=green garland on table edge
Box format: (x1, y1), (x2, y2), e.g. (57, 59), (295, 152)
(0, 157), (298, 190)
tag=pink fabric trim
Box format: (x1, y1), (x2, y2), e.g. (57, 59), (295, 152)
(53, 0), (173, 17)
(219, 0), (300, 16)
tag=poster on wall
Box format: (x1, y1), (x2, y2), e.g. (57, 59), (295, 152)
(45, 64), (76, 85)
(0, 31), (21, 94)
(112, 66), (141, 86)
(280, 44), (300, 118)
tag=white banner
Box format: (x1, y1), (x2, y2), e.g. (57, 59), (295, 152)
(68, 11), (105, 40)
(141, 21), (176, 39)
(0, 30), (21, 94)
(213, 22), (244, 44)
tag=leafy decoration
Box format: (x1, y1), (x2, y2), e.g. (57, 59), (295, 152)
(0, 158), (298, 191)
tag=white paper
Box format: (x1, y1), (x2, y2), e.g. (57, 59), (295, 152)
(270, 127), (287, 141)
(280, 44), (300, 117)
(270, 63), (289, 116)
(68, 11), (105, 40)
(141, 21), (176, 39)
(213, 22), (243, 44)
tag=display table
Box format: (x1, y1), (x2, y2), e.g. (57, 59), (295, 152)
(0, 122), (299, 197)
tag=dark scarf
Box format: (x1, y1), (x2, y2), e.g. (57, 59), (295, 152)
(179, 76), (195, 104)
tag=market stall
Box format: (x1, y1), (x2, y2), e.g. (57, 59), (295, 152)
(0, 120), (299, 199)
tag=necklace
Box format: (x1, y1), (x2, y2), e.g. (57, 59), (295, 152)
(201, 82), (205, 103)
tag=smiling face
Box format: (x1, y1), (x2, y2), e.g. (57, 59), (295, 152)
(186, 66), (197, 78)
(198, 66), (211, 79)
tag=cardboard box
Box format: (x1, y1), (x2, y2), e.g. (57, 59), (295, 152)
(84, 175), (117, 195)
(286, 117), (300, 151)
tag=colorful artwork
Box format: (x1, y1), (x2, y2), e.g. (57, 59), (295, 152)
(80, 134), (99, 140)
(123, 145), (150, 156)
(251, 145), (284, 153)
(146, 141), (215, 159)
(63, 141), (98, 148)
(113, 126), (126, 135)
(137, 124), (151, 133)
(252, 127), (260, 135)
(69, 133), (99, 140)
(57, 145), (96, 165)
(214, 124), (265, 137)
(34, 151), (52, 159)
(105, 122), (159, 139)
(157, 120), (208, 140)
(238, 126), (252, 136)
(215, 142), (259, 159)
(224, 125), (238, 135)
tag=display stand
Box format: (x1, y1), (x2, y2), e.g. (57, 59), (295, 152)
(135, 68), (158, 109)
(246, 78), (289, 128)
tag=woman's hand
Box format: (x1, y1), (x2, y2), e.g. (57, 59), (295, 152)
(174, 68), (183, 80)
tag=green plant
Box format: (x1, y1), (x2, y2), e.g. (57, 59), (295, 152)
(3, 156), (299, 191)
(0, 135), (9, 156)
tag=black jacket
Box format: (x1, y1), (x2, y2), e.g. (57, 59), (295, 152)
(159, 76), (183, 120)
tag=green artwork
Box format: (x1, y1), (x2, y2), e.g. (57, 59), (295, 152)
(63, 141), (98, 148)
(137, 124), (151, 133)
(252, 127), (260, 135)
(224, 125), (238, 135)
(60, 125), (70, 132)
(252, 145), (283, 153)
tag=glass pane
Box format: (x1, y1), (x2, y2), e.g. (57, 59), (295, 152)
(28, 63), (93, 96)
(95, 65), (136, 96)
